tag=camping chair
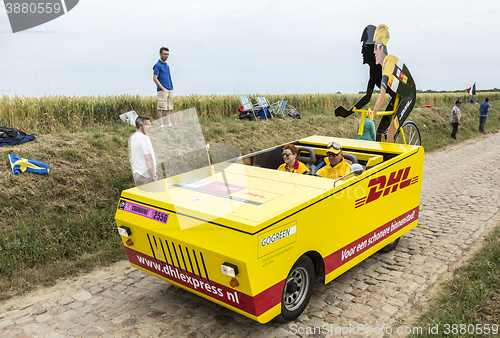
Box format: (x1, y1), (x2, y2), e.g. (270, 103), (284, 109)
(255, 97), (273, 120)
(239, 96), (265, 121)
(282, 101), (298, 117)
(268, 100), (290, 118)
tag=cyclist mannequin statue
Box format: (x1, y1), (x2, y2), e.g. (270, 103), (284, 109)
(372, 24), (416, 143)
(335, 25), (397, 122)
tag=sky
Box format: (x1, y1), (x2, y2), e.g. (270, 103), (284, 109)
(0, 0), (498, 98)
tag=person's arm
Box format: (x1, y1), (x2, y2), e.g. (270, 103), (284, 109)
(153, 74), (165, 91)
(373, 86), (387, 115)
(144, 154), (156, 182)
(454, 112), (461, 124)
(352, 87), (374, 111)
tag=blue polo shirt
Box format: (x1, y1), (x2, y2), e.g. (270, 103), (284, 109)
(480, 102), (490, 116)
(153, 60), (173, 91)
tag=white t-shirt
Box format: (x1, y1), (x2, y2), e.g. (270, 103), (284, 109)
(129, 131), (156, 178)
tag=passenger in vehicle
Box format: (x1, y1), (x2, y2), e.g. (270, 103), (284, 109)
(317, 142), (351, 180)
(277, 144), (310, 174)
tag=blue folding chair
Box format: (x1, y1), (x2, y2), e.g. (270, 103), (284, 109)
(268, 100), (288, 118)
(239, 95), (265, 121)
(255, 97), (273, 120)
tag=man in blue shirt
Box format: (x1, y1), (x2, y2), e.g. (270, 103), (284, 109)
(479, 97), (491, 134)
(153, 47), (174, 128)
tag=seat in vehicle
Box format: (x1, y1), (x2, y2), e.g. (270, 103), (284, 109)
(297, 147), (317, 174)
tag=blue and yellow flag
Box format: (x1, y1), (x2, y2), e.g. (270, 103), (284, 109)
(8, 154), (50, 175)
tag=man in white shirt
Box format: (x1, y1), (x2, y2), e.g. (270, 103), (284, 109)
(129, 115), (157, 186)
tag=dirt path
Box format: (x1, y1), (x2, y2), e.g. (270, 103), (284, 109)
(1, 132), (499, 338)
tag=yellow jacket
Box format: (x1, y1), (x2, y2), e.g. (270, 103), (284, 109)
(317, 157), (350, 180)
(278, 160), (310, 174)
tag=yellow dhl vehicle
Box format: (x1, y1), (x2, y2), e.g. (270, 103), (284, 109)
(115, 116), (423, 323)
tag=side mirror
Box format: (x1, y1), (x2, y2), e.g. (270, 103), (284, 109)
(350, 163), (364, 176)
(333, 163), (364, 187)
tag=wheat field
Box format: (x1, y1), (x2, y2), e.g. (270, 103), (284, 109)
(1, 92), (497, 134)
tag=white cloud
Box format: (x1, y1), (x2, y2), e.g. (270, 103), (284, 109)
(0, 0), (499, 97)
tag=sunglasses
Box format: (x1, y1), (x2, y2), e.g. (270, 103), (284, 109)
(327, 142), (341, 150)
(282, 153), (294, 157)
(327, 152), (340, 158)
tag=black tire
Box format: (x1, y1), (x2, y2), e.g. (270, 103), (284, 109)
(276, 255), (315, 322)
(379, 237), (400, 253)
(394, 121), (421, 146)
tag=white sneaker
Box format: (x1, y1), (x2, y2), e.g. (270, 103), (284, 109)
(166, 124), (174, 128)
(159, 125), (166, 130)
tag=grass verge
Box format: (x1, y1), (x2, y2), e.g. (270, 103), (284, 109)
(0, 101), (498, 300)
(0, 124), (135, 300)
(410, 224), (500, 338)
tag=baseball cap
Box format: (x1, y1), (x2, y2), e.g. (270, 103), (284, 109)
(455, 100), (461, 104)
(326, 141), (342, 155)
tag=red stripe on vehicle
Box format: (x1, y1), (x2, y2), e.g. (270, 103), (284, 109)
(324, 206), (419, 274)
(125, 248), (284, 317)
(253, 279), (285, 316)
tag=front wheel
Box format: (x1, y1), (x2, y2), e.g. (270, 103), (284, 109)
(395, 121), (421, 146)
(276, 255), (315, 322)
(379, 238), (400, 253)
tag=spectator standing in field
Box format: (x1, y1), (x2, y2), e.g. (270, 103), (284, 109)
(451, 100), (461, 140)
(129, 115), (157, 186)
(479, 97), (490, 134)
(356, 109), (376, 166)
(153, 47), (174, 129)
(356, 109), (376, 142)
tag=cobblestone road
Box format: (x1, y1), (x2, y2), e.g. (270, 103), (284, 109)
(1, 133), (500, 338)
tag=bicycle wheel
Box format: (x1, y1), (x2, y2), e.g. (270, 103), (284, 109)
(395, 121), (421, 146)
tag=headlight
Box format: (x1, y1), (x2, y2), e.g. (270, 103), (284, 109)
(221, 262), (239, 277)
(118, 226), (132, 237)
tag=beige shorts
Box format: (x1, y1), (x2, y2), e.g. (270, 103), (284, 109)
(157, 89), (174, 111)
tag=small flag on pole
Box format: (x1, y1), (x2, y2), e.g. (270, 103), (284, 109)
(8, 154), (50, 175)
(467, 82), (476, 95)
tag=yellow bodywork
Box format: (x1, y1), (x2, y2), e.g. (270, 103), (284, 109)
(115, 136), (424, 323)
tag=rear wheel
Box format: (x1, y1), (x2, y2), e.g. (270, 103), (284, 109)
(276, 255), (315, 322)
(395, 121), (421, 146)
(379, 238), (400, 253)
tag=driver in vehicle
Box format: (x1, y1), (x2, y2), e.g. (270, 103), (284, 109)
(277, 144), (310, 174)
(317, 142), (351, 180)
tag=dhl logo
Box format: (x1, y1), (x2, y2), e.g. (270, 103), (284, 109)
(355, 166), (418, 208)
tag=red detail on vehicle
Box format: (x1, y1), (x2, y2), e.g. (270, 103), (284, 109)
(324, 206), (419, 274)
(359, 167), (417, 207)
(197, 181), (246, 196)
(126, 248), (284, 317)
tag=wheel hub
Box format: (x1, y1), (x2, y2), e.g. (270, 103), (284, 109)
(286, 281), (299, 294)
(283, 267), (310, 312)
